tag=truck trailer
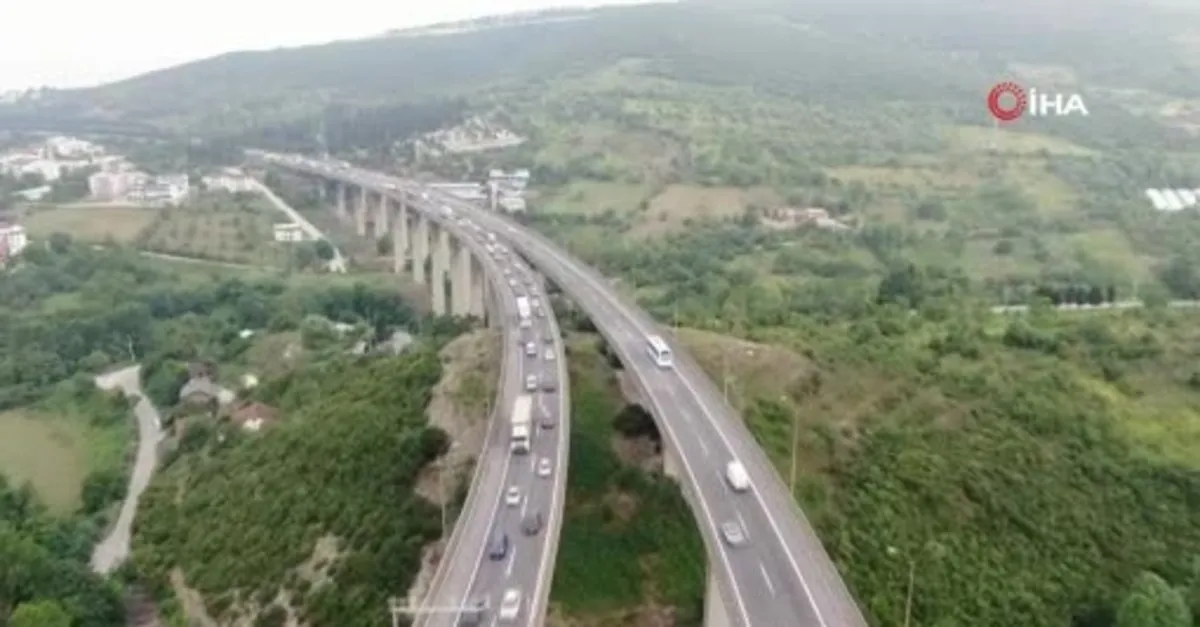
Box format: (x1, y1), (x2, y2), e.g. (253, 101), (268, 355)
(510, 394), (533, 454)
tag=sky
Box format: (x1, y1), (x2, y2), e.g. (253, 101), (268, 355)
(0, 0), (661, 91)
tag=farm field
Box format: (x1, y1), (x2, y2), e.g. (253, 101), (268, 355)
(138, 192), (292, 266)
(0, 408), (130, 513)
(21, 204), (162, 242)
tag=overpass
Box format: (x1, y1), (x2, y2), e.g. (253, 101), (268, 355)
(252, 152), (570, 627)
(255, 152), (869, 627)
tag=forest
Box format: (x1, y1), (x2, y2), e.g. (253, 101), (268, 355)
(130, 351), (450, 626)
(0, 475), (125, 626)
(0, 234), (461, 626)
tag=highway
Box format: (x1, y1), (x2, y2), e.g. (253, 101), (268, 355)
(438, 255), (570, 627)
(302, 160), (570, 627)
(426, 196), (870, 627)
(259, 153), (867, 627)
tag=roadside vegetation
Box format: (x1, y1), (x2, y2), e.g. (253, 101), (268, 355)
(6, 0), (1200, 625)
(131, 351), (450, 626)
(549, 333), (704, 625)
(137, 190), (297, 267)
(0, 231), (467, 626)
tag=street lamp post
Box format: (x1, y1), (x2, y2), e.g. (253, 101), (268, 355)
(888, 542), (940, 627)
(903, 557), (915, 627)
(786, 395), (798, 495)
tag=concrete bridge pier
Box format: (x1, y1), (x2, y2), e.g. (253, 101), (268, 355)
(374, 193), (389, 238)
(704, 567), (733, 627)
(470, 256), (487, 323)
(412, 215), (429, 286)
(392, 199), (409, 274)
(335, 183), (348, 221)
(355, 187), (368, 237)
(451, 239), (474, 316)
(432, 224), (451, 316)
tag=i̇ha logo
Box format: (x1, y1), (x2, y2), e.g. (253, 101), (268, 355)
(987, 81), (1088, 122)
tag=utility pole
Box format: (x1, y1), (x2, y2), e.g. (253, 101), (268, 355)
(903, 558), (915, 627)
(722, 351), (729, 403)
(438, 456), (447, 538)
(787, 396), (799, 495)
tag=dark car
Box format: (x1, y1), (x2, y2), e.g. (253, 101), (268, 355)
(488, 532), (510, 560)
(457, 599), (487, 626)
(540, 411), (557, 429)
(521, 511), (544, 536)
(540, 377), (557, 392)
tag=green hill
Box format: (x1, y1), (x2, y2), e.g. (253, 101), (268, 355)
(131, 352), (448, 626)
(7, 0), (1196, 143)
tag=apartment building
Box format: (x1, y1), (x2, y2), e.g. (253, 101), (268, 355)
(128, 174), (189, 206)
(0, 223), (29, 263)
(88, 171), (149, 200)
(273, 223), (309, 242)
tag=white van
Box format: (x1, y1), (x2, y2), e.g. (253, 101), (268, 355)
(525, 341), (537, 357)
(725, 461), (750, 492)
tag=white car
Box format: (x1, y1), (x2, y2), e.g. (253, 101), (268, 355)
(544, 348), (555, 361)
(505, 486), (521, 507)
(537, 457), (553, 478)
(498, 588), (522, 622)
(721, 521), (746, 547)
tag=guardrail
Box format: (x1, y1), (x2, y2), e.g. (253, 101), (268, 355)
(388, 191), (518, 623)
(526, 270), (571, 627)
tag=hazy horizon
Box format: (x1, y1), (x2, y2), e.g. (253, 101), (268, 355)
(0, 0), (663, 92)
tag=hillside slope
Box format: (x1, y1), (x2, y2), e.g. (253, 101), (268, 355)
(5, 0), (1192, 138)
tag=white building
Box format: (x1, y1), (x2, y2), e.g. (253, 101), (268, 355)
(128, 174), (189, 206)
(497, 195), (526, 213)
(14, 185), (51, 201)
(427, 182), (487, 200)
(273, 223), (308, 242)
(202, 174), (255, 193)
(89, 171), (149, 200)
(0, 223), (29, 261)
(46, 136), (100, 158)
(488, 168), (531, 192)
(1143, 188), (1200, 211)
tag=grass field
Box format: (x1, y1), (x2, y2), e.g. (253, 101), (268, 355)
(22, 204), (162, 242)
(138, 192), (291, 266)
(0, 408), (130, 513)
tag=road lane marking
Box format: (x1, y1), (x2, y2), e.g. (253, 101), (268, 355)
(506, 547), (518, 577)
(513, 232), (832, 626)
(520, 496), (529, 518)
(759, 562), (776, 596)
(697, 436), (710, 456)
(735, 510), (750, 541)
(356, 176), (794, 626)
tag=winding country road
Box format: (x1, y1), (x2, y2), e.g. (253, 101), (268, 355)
(91, 365), (163, 575)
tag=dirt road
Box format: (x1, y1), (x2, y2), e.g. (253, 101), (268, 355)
(91, 365), (164, 575)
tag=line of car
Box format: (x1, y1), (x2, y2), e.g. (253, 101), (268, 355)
(457, 234), (562, 627)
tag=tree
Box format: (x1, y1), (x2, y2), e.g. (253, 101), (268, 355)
(313, 239), (335, 261)
(1116, 572), (1191, 627)
(10, 600), (72, 627)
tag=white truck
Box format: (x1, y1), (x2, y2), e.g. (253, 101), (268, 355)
(510, 394), (533, 454)
(515, 296), (532, 329)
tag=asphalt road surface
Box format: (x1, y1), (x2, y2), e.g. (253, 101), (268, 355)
(91, 365), (163, 574)
(433, 198), (869, 627)
(404, 203), (569, 627)
(259, 154), (865, 626)
(446, 256), (569, 627)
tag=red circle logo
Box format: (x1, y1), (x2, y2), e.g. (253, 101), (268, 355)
(987, 82), (1026, 122)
